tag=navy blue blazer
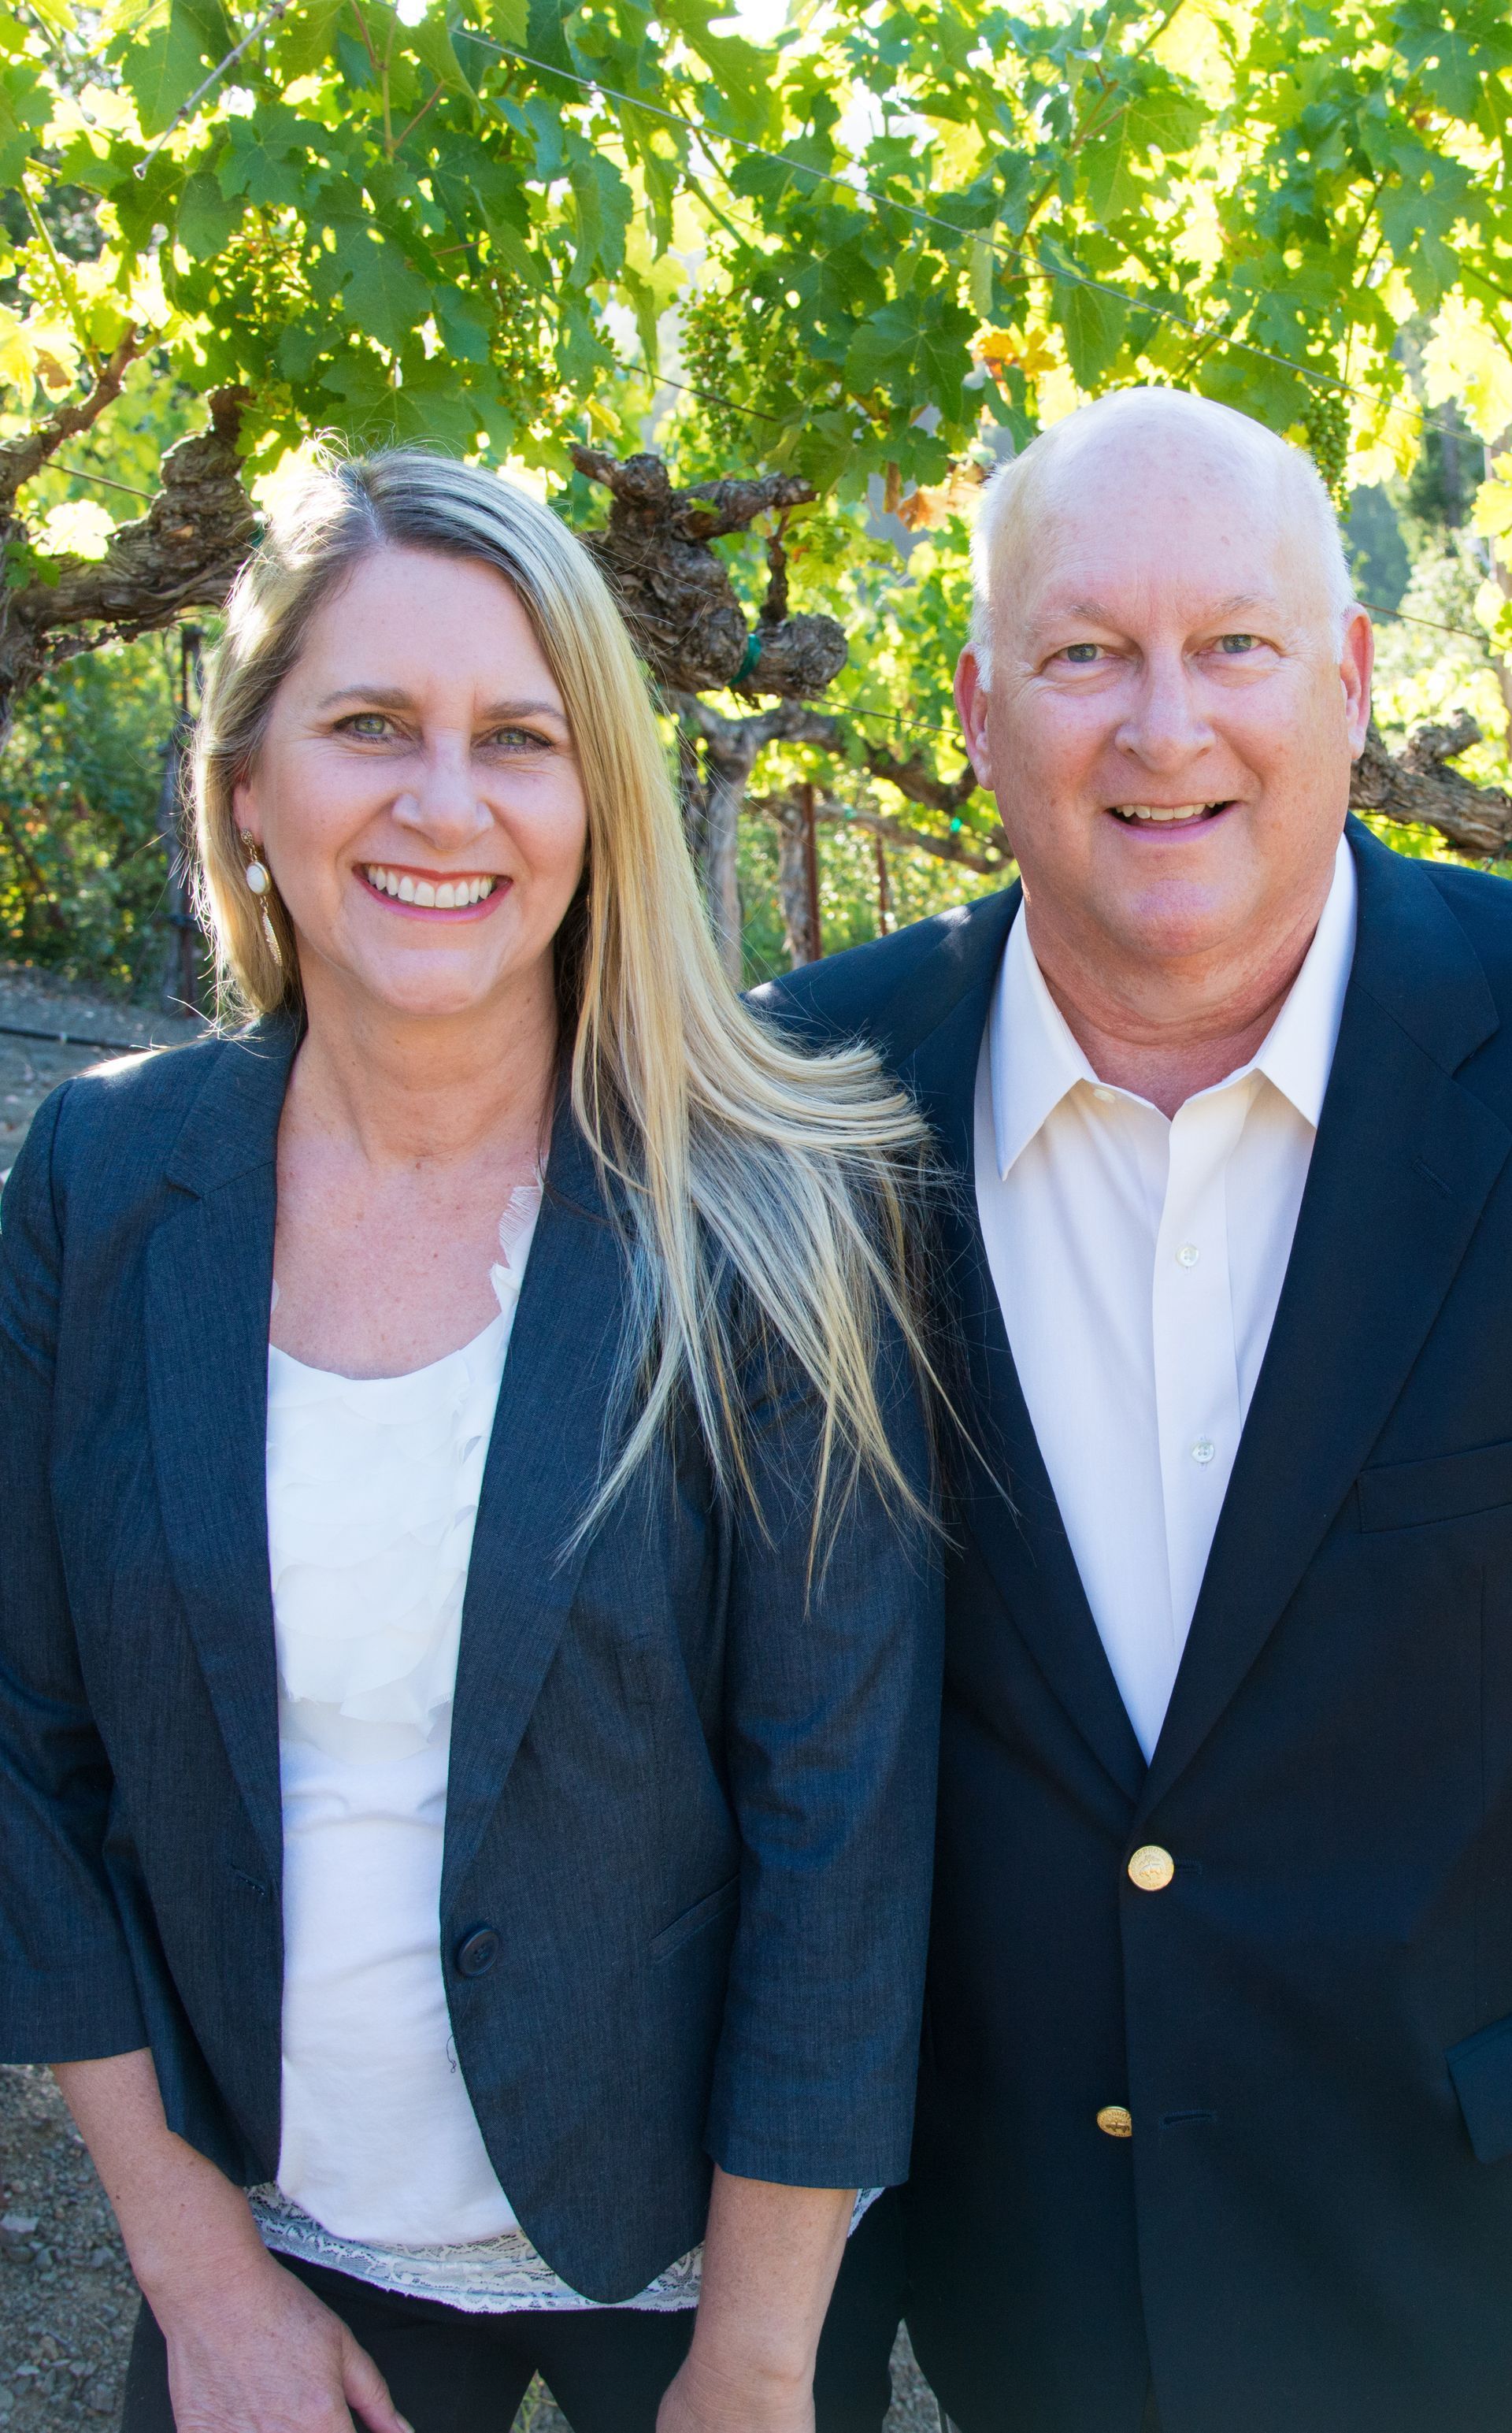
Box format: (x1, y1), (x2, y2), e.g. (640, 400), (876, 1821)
(0, 1019), (942, 2305)
(761, 821), (1512, 2433)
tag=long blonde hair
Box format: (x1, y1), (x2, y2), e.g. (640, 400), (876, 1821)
(195, 448), (936, 1530)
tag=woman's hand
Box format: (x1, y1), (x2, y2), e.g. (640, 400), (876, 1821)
(154, 2246), (409, 2433)
(654, 2168), (854, 2433)
(53, 2051), (407, 2433)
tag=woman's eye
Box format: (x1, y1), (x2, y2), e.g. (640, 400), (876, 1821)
(1062, 643), (1101, 665)
(1217, 633), (1258, 655)
(485, 726), (547, 751)
(341, 712), (394, 738)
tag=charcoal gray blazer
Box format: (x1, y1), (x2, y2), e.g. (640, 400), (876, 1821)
(0, 1018), (941, 2303)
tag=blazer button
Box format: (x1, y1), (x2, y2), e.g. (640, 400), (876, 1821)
(455, 1927), (501, 1978)
(1127, 1845), (1175, 1893)
(1097, 2105), (1133, 2138)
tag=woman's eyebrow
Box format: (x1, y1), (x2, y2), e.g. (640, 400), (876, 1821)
(478, 698), (569, 723)
(315, 684), (414, 711)
(314, 685), (567, 721)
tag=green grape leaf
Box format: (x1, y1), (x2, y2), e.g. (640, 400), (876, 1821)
(844, 294), (974, 419)
(0, 57), (50, 187)
(568, 150), (632, 280)
(276, 0), (348, 81)
(1042, 239), (1128, 386)
(435, 287), (491, 363)
(218, 105), (317, 206)
(1393, 0), (1512, 120)
(120, 0), (233, 138)
(339, 224), (434, 352)
(406, 6), (474, 100)
(176, 166), (239, 258)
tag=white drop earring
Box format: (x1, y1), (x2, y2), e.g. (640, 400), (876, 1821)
(239, 831), (270, 896)
(239, 832), (280, 958)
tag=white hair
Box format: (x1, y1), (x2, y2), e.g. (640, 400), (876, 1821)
(969, 388), (1357, 686)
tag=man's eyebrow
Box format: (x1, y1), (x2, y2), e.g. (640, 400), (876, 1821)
(1022, 599), (1121, 637)
(314, 685), (567, 721)
(1026, 589), (1274, 636)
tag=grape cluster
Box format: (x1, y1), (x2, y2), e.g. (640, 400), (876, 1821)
(1304, 384), (1351, 502)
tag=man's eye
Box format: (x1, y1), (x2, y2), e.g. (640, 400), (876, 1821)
(1062, 643), (1101, 664)
(1217, 633), (1258, 655)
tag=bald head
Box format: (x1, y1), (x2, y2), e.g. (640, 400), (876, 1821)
(971, 388), (1354, 686)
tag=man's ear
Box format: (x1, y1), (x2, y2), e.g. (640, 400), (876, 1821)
(1341, 606), (1374, 758)
(955, 646), (995, 789)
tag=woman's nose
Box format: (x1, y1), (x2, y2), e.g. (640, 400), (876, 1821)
(391, 743), (493, 846)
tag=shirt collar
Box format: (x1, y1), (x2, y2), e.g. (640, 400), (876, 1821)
(990, 833), (1359, 1181)
(1248, 834), (1357, 1127)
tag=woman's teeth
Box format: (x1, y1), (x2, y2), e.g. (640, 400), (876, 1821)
(1111, 803), (1226, 824)
(363, 866), (498, 907)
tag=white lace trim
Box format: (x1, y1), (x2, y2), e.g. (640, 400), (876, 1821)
(249, 2184), (703, 2313)
(249, 2185), (883, 2316)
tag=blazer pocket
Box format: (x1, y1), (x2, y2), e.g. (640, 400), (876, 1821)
(650, 1875), (739, 1964)
(1448, 2012), (1512, 2162)
(1358, 1440), (1512, 1533)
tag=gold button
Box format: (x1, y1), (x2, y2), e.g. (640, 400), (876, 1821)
(1128, 1844), (1176, 1893)
(1097, 2105), (1133, 2138)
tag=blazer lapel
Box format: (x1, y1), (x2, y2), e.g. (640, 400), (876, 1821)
(442, 1100), (632, 1902)
(1142, 827), (1512, 1811)
(146, 1021), (297, 1887)
(906, 899), (1148, 1805)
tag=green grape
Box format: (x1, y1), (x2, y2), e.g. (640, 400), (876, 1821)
(1304, 384), (1351, 503)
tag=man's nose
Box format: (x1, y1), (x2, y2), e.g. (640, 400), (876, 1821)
(391, 740), (493, 846)
(1114, 655), (1214, 770)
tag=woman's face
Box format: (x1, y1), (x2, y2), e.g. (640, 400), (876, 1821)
(235, 544), (589, 1023)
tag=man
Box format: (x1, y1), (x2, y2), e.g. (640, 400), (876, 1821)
(764, 388), (1512, 2431)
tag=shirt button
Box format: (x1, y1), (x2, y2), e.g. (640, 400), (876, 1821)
(1091, 1085), (1117, 1104)
(1128, 1845), (1176, 1892)
(1177, 1243), (1200, 1268)
(1191, 1437), (1216, 1466)
(455, 1927), (501, 1978)
(1096, 2105), (1133, 2138)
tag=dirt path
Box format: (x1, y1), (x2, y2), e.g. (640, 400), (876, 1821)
(0, 964), (943, 2433)
(0, 961), (207, 1185)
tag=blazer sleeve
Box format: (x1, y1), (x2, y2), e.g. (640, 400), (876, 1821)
(0, 1088), (149, 2061)
(704, 1311), (943, 2190)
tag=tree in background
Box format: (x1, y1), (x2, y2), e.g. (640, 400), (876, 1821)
(5, 0), (1512, 986)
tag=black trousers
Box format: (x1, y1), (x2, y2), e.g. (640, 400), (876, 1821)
(123, 2196), (907, 2433)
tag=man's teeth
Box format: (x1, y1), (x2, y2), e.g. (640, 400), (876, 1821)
(363, 866), (498, 905)
(1111, 803), (1226, 824)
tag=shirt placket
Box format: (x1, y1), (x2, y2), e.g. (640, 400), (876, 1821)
(1151, 1079), (1252, 1671)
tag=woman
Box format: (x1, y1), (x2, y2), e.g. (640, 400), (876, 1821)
(0, 452), (941, 2433)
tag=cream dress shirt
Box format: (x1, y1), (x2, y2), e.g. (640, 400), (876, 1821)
(973, 836), (1358, 1760)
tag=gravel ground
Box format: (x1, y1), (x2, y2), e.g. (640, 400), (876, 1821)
(0, 962), (943, 2431)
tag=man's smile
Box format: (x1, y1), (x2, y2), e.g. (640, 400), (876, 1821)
(1107, 799), (1236, 825)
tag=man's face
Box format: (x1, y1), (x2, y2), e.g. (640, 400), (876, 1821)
(956, 434), (1373, 985)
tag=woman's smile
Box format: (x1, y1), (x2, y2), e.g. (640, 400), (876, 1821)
(358, 861), (509, 915)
